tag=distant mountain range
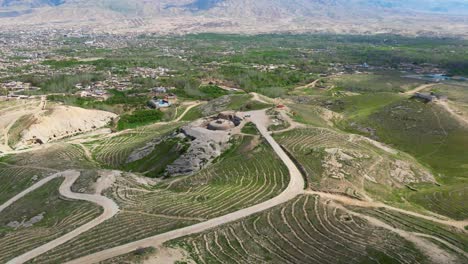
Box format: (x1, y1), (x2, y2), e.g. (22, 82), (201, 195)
(1, 0), (468, 36)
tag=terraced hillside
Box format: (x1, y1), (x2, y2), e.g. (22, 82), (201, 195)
(10, 143), (97, 171)
(0, 163), (53, 204)
(85, 123), (181, 168)
(0, 142), (99, 204)
(0, 178), (101, 263)
(169, 195), (430, 264)
(350, 206), (468, 254)
(30, 135), (290, 263)
(274, 128), (435, 201)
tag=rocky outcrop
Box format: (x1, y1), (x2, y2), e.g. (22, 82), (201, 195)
(166, 125), (231, 176)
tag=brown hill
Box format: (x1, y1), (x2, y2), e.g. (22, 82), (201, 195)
(0, 0), (467, 37)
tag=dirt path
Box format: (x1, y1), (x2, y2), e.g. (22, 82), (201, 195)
(5, 170), (120, 264)
(250, 92), (273, 105)
(404, 83), (436, 95)
(269, 110), (305, 134)
(437, 101), (468, 127)
(64, 109), (305, 264)
(295, 78), (320, 90)
(173, 102), (202, 122)
(304, 190), (468, 231)
(74, 143), (96, 164)
(0, 162), (59, 173)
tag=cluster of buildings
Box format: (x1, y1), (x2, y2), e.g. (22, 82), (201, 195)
(0, 81), (38, 91)
(0, 81), (40, 99)
(412, 92), (448, 103)
(147, 86), (178, 109)
(398, 63), (446, 75)
(252, 64), (297, 72)
(131, 67), (173, 79)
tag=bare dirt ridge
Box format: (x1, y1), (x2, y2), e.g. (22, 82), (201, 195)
(0, 99), (43, 152)
(19, 105), (117, 147)
(3, 170), (119, 264)
(0, 101), (201, 158)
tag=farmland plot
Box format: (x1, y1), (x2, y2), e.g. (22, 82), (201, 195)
(169, 195), (429, 264)
(0, 178), (101, 263)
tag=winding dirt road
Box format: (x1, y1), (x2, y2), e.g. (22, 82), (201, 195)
(64, 110), (305, 264)
(4, 171), (119, 264)
(404, 83), (436, 95)
(173, 102), (202, 122)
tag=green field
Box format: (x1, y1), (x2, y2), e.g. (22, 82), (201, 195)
(117, 109), (164, 131)
(326, 73), (425, 93)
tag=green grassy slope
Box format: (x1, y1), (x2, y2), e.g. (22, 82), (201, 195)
(335, 97), (468, 219)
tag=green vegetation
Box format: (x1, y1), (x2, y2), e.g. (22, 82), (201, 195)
(117, 109), (164, 131)
(325, 93), (403, 120)
(405, 180), (468, 220)
(123, 137), (189, 178)
(2, 33), (468, 263)
(88, 123), (181, 168)
(0, 163), (51, 205)
(225, 95), (272, 112)
(241, 122), (258, 135)
(198, 85), (230, 99)
(322, 93), (468, 218)
(7, 114), (36, 147)
(349, 100), (468, 179)
(47, 90), (149, 114)
(288, 104), (332, 128)
(327, 73), (425, 93)
(180, 106), (203, 121)
(42, 59), (84, 69)
(21, 73), (104, 94)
